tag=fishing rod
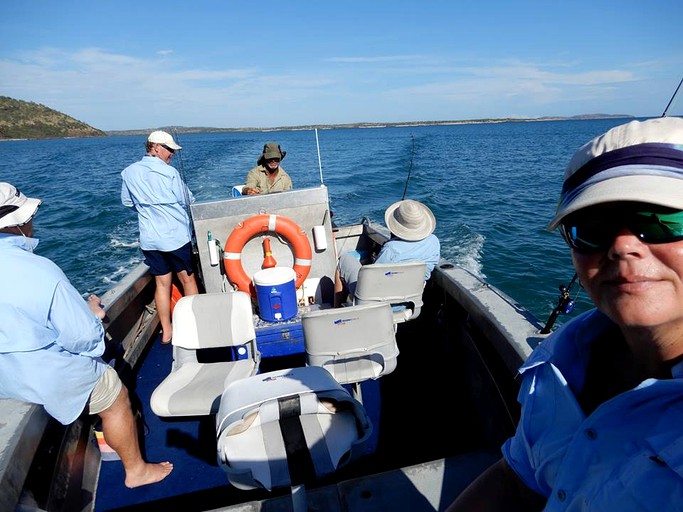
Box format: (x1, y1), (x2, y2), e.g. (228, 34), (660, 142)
(540, 273), (578, 334)
(662, 76), (683, 117)
(401, 134), (416, 200)
(171, 128), (201, 272)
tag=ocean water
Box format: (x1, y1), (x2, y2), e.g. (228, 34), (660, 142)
(0, 118), (639, 328)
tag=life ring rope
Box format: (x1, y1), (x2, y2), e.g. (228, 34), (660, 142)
(223, 214), (312, 295)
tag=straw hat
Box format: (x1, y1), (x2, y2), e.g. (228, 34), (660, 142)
(384, 200), (436, 241)
(547, 117), (683, 230)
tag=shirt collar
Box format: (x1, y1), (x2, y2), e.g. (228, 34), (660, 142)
(0, 232), (39, 251)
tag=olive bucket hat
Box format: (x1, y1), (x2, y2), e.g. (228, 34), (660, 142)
(257, 143), (286, 165)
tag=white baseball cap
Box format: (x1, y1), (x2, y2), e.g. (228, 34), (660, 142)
(147, 130), (182, 150)
(0, 183), (42, 229)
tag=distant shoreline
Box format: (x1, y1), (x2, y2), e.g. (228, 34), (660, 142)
(106, 114), (635, 137)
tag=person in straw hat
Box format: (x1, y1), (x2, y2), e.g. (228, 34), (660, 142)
(448, 116), (683, 511)
(242, 142), (293, 195)
(0, 183), (173, 487)
(335, 199), (440, 305)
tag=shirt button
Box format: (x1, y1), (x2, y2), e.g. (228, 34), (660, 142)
(557, 489), (567, 502)
(585, 428), (597, 440)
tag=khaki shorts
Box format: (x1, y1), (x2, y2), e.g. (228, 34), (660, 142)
(88, 366), (123, 415)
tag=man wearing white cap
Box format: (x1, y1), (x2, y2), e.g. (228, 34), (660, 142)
(335, 199), (441, 304)
(121, 130), (198, 344)
(448, 117), (683, 511)
(0, 183), (173, 487)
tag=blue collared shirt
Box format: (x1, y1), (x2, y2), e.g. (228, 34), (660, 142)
(121, 155), (195, 251)
(503, 309), (683, 510)
(0, 234), (107, 424)
(374, 233), (441, 280)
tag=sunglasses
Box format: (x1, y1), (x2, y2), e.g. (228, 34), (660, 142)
(265, 158), (280, 163)
(560, 207), (683, 254)
(160, 144), (175, 154)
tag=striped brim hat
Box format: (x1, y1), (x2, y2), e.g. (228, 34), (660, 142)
(547, 117), (683, 230)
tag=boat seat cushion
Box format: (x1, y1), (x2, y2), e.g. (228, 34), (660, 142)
(150, 357), (256, 417)
(219, 393), (358, 490)
(149, 291), (260, 417)
(216, 366), (371, 491)
(303, 302), (398, 384)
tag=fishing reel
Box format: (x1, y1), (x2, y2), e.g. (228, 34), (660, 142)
(557, 284), (576, 315)
(540, 273), (578, 334)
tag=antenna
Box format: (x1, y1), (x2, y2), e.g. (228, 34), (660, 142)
(315, 128), (324, 185)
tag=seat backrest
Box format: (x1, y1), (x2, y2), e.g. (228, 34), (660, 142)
(302, 303), (398, 384)
(216, 366), (371, 491)
(353, 261), (427, 323)
(171, 291), (256, 350)
(150, 291), (260, 417)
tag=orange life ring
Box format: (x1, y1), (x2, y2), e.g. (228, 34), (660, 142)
(223, 214), (312, 295)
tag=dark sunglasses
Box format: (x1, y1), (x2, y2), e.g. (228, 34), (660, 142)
(160, 144), (175, 154)
(560, 207), (683, 254)
(265, 158), (280, 163)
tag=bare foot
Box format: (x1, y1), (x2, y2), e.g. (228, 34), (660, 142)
(88, 294), (106, 320)
(124, 461), (174, 488)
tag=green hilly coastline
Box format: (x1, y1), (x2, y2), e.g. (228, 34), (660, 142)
(0, 95), (633, 140)
(0, 96), (105, 139)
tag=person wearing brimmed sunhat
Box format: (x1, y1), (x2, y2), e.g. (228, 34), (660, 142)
(121, 130), (198, 344)
(447, 117), (683, 511)
(335, 199), (441, 304)
(0, 183), (173, 488)
(242, 142), (293, 195)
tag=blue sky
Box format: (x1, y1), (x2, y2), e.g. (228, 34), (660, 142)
(1, 1), (681, 131)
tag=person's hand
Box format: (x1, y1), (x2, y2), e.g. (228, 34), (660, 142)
(244, 187), (260, 196)
(88, 294), (106, 320)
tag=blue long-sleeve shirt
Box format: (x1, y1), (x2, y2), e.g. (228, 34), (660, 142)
(0, 234), (107, 424)
(121, 155), (195, 251)
(504, 309), (683, 510)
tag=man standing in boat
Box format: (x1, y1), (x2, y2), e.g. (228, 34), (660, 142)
(0, 182), (173, 487)
(448, 117), (683, 510)
(121, 130), (199, 344)
(241, 142), (293, 195)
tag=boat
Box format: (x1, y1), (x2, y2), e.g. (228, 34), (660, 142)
(0, 182), (549, 512)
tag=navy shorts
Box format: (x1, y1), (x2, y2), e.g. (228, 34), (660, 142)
(142, 242), (195, 276)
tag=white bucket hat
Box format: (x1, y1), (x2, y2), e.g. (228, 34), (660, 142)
(147, 130), (182, 150)
(0, 182), (42, 229)
(384, 199), (436, 241)
(548, 117), (683, 230)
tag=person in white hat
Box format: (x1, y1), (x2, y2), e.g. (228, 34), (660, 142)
(448, 117), (683, 511)
(0, 183), (173, 487)
(121, 130), (198, 344)
(241, 142), (293, 195)
(335, 199), (440, 305)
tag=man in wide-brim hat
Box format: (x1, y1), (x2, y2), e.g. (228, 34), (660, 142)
(335, 199), (441, 305)
(242, 142), (293, 195)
